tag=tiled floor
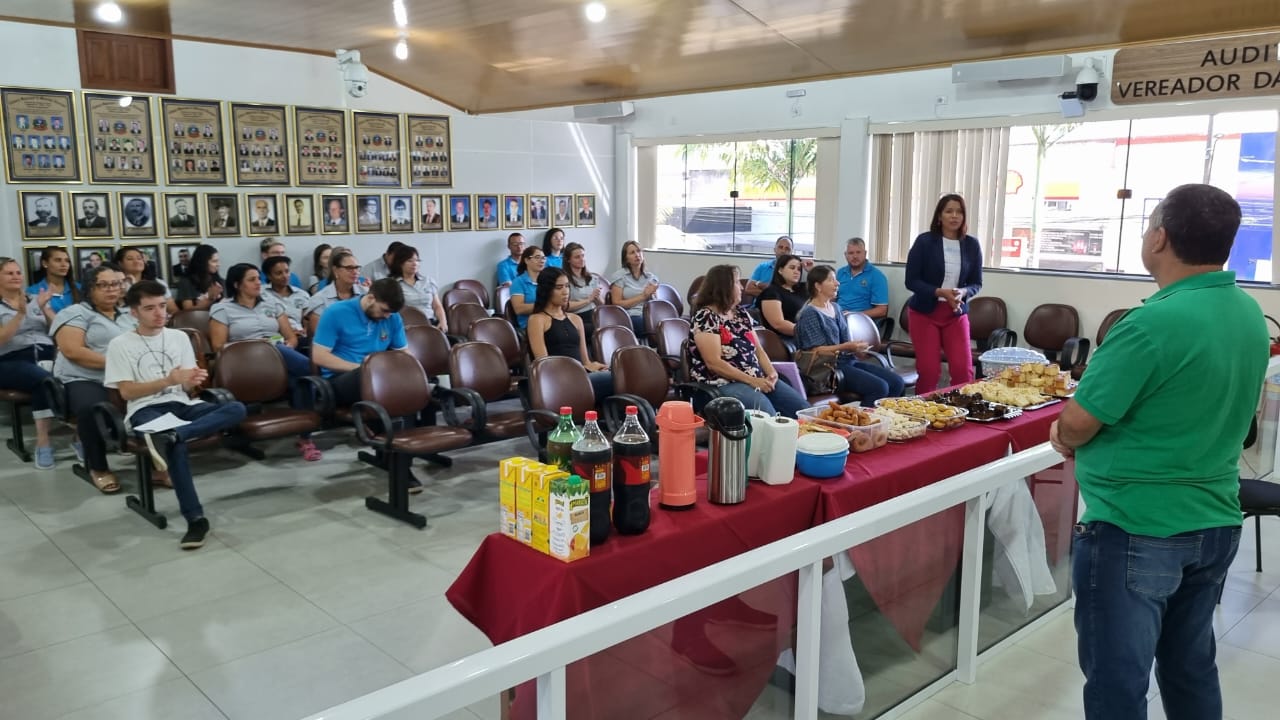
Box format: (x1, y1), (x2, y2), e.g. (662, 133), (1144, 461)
(1, 421), (1279, 720)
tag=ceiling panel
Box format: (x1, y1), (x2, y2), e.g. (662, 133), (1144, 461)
(3, 0), (1279, 113)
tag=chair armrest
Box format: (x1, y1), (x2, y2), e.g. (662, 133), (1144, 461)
(91, 401), (127, 454)
(296, 375), (336, 421)
(1061, 336), (1090, 371)
(674, 381), (722, 410)
(446, 334), (468, 346)
(855, 350), (892, 370)
(199, 388), (236, 405)
(351, 400), (395, 452)
(40, 376), (68, 420)
(601, 393), (656, 435)
(988, 328), (1017, 349)
(523, 408), (559, 462)
(438, 386), (486, 434)
(875, 317), (895, 340)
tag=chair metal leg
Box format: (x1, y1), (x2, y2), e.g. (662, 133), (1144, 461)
(365, 452), (426, 529)
(6, 400), (31, 462)
(125, 459), (167, 529)
(1257, 514), (1263, 573)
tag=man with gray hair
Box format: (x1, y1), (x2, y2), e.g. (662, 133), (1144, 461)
(745, 235), (813, 304)
(836, 237), (888, 318)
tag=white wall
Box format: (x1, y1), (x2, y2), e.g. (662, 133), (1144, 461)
(0, 21), (615, 290)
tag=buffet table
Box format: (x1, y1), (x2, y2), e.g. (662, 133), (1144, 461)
(446, 403), (1068, 719)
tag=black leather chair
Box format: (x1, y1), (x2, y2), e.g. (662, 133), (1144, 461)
(0, 389), (32, 461)
(1241, 418), (1280, 572)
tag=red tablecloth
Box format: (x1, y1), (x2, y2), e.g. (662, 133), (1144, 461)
(446, 476), (822, 720)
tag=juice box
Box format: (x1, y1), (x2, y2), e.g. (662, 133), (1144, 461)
(515, 463), (538, 545)
(531, 468), (565, 555)
(549, 474), (590, 562)
(498, 457), (528, 539)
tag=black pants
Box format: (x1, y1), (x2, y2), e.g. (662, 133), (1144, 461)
(65, 381), (110, 472)
(330, 369), (364, 409)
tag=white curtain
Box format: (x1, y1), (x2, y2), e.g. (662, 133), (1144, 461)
(870, 128), (1009, 264)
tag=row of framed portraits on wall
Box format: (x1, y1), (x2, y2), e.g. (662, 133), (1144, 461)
(0, 86), (453, 188)
(16, 189), (599, 241)
(20, 242), (186, 290)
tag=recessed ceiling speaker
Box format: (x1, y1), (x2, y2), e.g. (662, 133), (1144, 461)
(951, 55), (1071, 84)
(572, 102), (635, 122)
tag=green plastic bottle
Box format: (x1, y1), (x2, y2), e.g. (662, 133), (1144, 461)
(546, 406), (581, 472)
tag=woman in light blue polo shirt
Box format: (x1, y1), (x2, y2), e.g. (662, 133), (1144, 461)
(541, 227), (566, 268)
(508, 246), (548, 330)
(609, 240), (659, 337)
(26, 246), (79, 318)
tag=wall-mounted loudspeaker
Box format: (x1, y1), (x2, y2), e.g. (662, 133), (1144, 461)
(951, 55), (1070, 84)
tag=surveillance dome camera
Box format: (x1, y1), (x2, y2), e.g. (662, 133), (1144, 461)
(1075, 58), (1101, 102)
(336, 49), (370, 98)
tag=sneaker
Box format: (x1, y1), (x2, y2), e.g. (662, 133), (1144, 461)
(142, 431), (175, 473)
(72, 439), (84, 463)
(34, 445), (54, 470)
(180, 518), (209, 550)
(407, 476), (423, 495)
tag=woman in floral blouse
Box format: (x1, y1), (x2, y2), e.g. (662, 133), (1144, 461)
(687, 264), (807, 417)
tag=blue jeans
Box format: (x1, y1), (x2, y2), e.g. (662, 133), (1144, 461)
(1073, 521), (1241, 720)
(275, 343), (312, 379)
(587, 371), (614, 401)
(836, 359), (905, 404)
(0, 346), (55, 418)
(713, 376), (808, 418)
(130, 401), (247, 522)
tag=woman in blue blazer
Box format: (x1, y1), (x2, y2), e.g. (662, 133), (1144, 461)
(904, 193), (983, 392)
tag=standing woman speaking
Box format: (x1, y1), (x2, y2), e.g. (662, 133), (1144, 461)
(904, 194), (983, 393)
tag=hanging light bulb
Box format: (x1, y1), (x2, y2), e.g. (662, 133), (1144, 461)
(392, 0), (408, 28)
(584, 2), (606, 23)
(96, 2), (124, 23)
(394, 37), (409, 61)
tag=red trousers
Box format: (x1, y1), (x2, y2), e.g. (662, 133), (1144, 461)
(907, 303), (973, 393)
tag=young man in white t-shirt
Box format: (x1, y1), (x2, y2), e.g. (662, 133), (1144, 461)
(104, 280), (247, 549)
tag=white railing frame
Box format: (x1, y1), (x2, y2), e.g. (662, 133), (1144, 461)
(304, 443), (1064, 720)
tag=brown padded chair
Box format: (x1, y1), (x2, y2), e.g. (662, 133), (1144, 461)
(399, 305), (431, 328)
(755, 326), (793, 363)
(446, 341), (528, 441)
(0, 388), (33, 461)
(657, 317), (691, 376)
(442, 287), (483, 310)
(524, 356), (605, 461)
(607, 345), (713, 435)
(468, 316), (526, 384)
(353, 351), (474, 528)
(642, 299), (679, 345)
(208, 340), (322, 457)
(446, 302), (488, 340)
(594, 324), (640, 366)
(171, 309), (212, 337)
(846, 312), (918, 391)
(453, 279), (490, 310)
(1023, 303), (1090, 377)
(493, 285), (512, 316)
(655, 284), (684, 317)
(1096, 308), (1130, 346)
(404, 324), (452, 384)
(594, 304), (632, 333)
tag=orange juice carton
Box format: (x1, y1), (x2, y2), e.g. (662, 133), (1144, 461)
(532, 468), (565, 555)
(498, 457), (528, 538)
(515, 462), (540, 545)
(549, 474), (591, 562)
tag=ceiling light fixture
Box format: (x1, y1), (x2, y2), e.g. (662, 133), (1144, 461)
(394, 36), (409, 61)
(117, 95), (133, 108)
(584, 2), (606, 23)
(96, 2), (123, 23)
(392, 0), (408, 28)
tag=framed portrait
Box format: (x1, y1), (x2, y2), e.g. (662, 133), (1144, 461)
(575, 194), (597, 227)
(352, 111), (402, 188)
(405, 114), (452, 188)
(22, 244), (68, 285)
(83, 92), (156, 184)
(354, 194), (384, 233)
(161, 193), (201, 238)
(165, 243), (198, 287)
(552, 194), (575, 227)
(205, 192), (241, 236)
(69, 191), (113, 239)
(501, 194), (525, 230)
(118, 192), (158, 238)
(445, 194), (473, 232)
(18, 190), (66, 241)
(526, 193), (550, 230)
(230, 102), (290, 186)
(122, 242), (163, 284)
(160, 98), (227, 185)
(76, 246), (115, 278)
(1, 87), (80, 183)
(320, 194), (350, 234)
(417, 194), (444, 232)
(292, 106), (348, 187)
(245, 193), (280, 236)
(283, 194), (315, 235)
(474, 194), (499, 230)
(386, 194), (414, 233)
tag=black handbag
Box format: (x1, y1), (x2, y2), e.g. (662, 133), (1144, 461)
(794, 349), (839, 396)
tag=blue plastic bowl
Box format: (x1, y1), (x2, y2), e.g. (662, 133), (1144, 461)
(795, 448), (849, 479)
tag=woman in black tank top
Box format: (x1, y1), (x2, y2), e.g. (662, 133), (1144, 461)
(526, 267), (614, 400)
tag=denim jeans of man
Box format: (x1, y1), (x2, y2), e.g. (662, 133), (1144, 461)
(129, 401), (248, 521)
(1072, 521), (1241, 720)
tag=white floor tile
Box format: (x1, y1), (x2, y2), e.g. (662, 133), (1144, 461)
(276, 545), (457, 624)
(92, 547), (277, 622)
(1015, 610), (1077, 666)
(135, 582), (339, 674)
(1221, 595), (1280, 662)
(0, 539), (86, 601)
(44, 513), (229, 580)
(1216, 643), (1280, 720)
(0, 582), (129, 659)
(350, 593), (492, 673)
(224, 510), (403, 580)
(0, 625), (182, 720)
(895, 699), (982, 719)
(56, 677), (228, 720)
(0, 502), (48, 556)
(932, 646), (1084, 720)
(189, 626), (412, 720)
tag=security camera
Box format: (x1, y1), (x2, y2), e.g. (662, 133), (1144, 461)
(1075, 58), (1101, 102)
(336, 49), (370, 98)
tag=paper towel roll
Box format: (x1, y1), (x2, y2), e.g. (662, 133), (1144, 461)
(746, 410), (771, 479)
(758, 416), (799, 486)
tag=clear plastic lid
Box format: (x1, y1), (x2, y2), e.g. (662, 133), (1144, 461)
(978, 347), (1048, 364)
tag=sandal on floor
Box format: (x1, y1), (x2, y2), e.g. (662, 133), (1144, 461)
(296, 439), (322, 461)
(151, 469), (173, 489)
(90, 471), (120, 494)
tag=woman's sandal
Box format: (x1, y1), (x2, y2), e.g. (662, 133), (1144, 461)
(151, 469), (173, 489)
(296, 439), (322, 462)
(90, 471), (120, 494)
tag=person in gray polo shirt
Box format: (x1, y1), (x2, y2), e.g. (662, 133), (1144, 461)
(262, 256), (311, 341)
(50, 263), (139, 493)
(304, 249), (366, 336)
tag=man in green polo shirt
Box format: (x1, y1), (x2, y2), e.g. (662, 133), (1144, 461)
(1050, 183), (1268, 720)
